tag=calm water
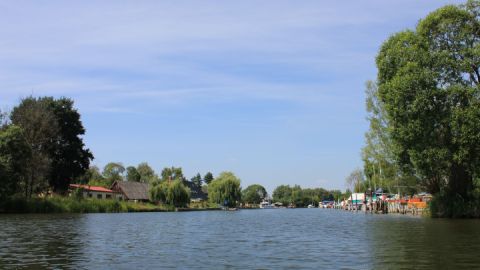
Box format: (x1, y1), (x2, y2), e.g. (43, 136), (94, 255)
(1, 209), (480, 269)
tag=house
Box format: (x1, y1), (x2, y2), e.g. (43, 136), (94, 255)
(111, 181), (150, 202)
(183, 181), (208, 202)
(69, 184), (123, 200)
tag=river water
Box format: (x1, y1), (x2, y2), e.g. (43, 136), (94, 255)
(1, 209), (479, 269)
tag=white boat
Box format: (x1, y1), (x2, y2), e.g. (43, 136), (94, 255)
(259, 201), (274, 209)
(307, 204), (315, 208)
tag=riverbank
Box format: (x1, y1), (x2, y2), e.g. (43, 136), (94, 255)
(0, 197), (221, 214)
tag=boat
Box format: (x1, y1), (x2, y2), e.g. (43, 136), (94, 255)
(259, 200), (274, 209)
(307, 204), (315, 208)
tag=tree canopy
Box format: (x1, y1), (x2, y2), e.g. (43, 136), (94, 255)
(126, 166), (141, 182)
(102, 162), (125, 185)
(374, 0), (480, 216)
(208, 172), (241, 207)
(137, 162), (158, 184)
(150, 179), (190, 207)
(190, 173), (202, 188)
(161, 167), (184, 182)
(242, 184), (267, 204)
(0, 125), (30, 200)
(204, 172), (214, 185)
(10, 96), (93, 194)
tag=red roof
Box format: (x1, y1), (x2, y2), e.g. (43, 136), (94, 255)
(69, 184), (114, 193)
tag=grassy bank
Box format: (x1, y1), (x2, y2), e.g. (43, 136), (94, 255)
(0, 196), (176, 214)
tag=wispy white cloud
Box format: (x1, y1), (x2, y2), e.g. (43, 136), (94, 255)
(0, 0), (466, 189)
(0, 0), (463, 110)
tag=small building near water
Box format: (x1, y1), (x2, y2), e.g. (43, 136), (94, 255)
(111, 181), (150, 202)
(69, 184), (123, 200)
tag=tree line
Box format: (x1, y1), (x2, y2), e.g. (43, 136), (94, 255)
(272, 185), (347, 207)
(0, 96), (352, 210)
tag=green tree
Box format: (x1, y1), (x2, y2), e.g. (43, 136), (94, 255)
(137, 162), (157, 184)
(376, 1), (480, 216)
(0, 125), (31, 200)
(0, 109), (9, 127)
(208, 171), (241, 207)
(43, 97), (93, 192)
(10, 96), (93, 194)
(190, 173), (202, 188)
(11, 97), (59, 198)
(150, 179), (190, 207)
(126, 166), (141, 182)
(345, 169), (365, 193)
(204, 172), (214, 185)
(242, 184), (267, 204)
(102, 162), (125, 185)
(272, 185), (293, 206)
(161, 167), (184, 182)
(76, 165), (105, 185)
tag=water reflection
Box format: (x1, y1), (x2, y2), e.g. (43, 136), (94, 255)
(0, 211), (479, 269)
(367, 215), (480, 269)
(0, 214), (87, 269)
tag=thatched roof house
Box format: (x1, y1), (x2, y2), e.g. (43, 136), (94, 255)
(111, 181), (150, 202)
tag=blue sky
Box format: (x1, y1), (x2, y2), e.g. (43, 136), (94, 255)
(0, 0), (464, 193)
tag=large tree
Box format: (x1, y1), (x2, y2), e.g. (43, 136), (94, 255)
(44, 97), (93, 192)
(0, 125), (31, 200)
(208, 172), (242, 207)
(10, 97), (93, 194)
(376, 1), (480, 214)
(242, 184), (267, 204)
(10, 97), (59, 197)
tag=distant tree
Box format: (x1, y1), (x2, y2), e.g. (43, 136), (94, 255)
(103, 162), (125, 185)
(150, 179), (190, 207)
(0, 109), (9, 127)
(137, 162), (157, 184)
(161, 167), (184, 182)
(204, 172), (214, 185)
(190, 173), (202, 188)
(272, 185), (293, 206)
(0, 125), (31, 200)
(345, 169), (365, 193)
(75, 165), (104, 185)
(11, 97), (59, 198)
(362, 81), (405, 193)
(208, 171), (241, 207)
(242, 184), (267, 204)
(126, 166), (141, 182)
